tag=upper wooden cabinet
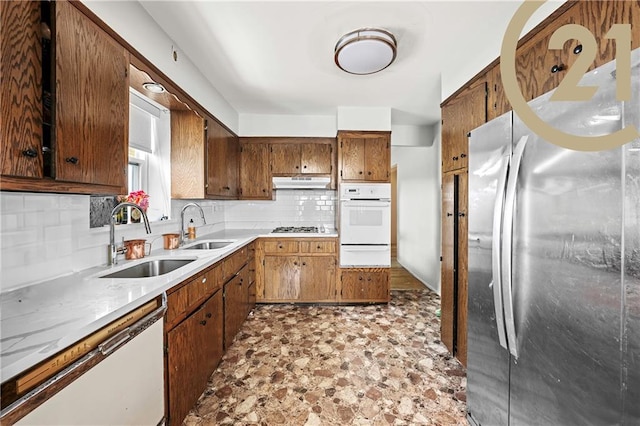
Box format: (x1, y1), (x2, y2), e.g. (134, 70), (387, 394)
(206, 118), (239, 199)
(239, 140), (271, 200)
(441, 81), (487, 172)
(270, 141), (333, 175)
(1, 1), (43, 179)
(1, 0), (129, 194)
(171, 110), (206, 199)
(338, 131), (391, 182)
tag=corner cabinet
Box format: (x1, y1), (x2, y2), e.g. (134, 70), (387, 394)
(1, 0), (129, 194)
(239, 140), (271, 200)
(338, 131), (391, 182)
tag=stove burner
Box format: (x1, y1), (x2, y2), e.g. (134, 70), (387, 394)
(272, 226), (319, 233)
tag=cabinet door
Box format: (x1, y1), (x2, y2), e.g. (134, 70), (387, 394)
(239, 141), (271, 199)
(171, 110), (205, 199)
(271, 143), (301, 174)
(299, 256), (336, 301)
(1, 1), (43, 178)
(223, 274), (245, 349)
(167, 291), (222, 426)
(340, 270), (389, 302)
(456, 171), (468, 367)
(263, 256), (300, 300)
(441, 81), (486, 172)
(206, 119), (239, 199)
(55, 1), (128, 190)
(440, 173), (455, 354)
(364, 137), (390, 181)
(486, 64), (511, 121)
(340, 137), (366, 180)
(301, 143), (332, 174)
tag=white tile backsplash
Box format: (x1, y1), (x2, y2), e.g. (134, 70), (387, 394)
(0, 190), (336, 292)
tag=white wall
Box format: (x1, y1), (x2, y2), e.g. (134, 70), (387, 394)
(337, 107), (391, 130)
(239, 114), (336, 137)
(82, 0), (239, 133)
(391, 125), (442, 293)
(391, 124), (435, 147)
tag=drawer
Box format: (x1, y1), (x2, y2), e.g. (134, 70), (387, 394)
(166, 283), (189, 326)
(263, 240), (299, 253)
(203, 264), (222, 295)
(223, 246), (249, 281)
(300, 240), (335, 254)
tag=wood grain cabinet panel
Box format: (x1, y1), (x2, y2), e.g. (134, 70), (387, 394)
(55, 0), (128, 190)
(300, 143), (332, 174)
(271, 142), (333, 175)
(340, 270), (390, 302)
(299, 256), (336, 301)
(167, 290), (223, 426)
(271, 143), (301, 174)
(171, 110), (205, 199)
(263, 256), (300, 300)
(206, 118), (239, 199)
(0, 1), (43, 179)
(263, 240), (299, 253)
(239, 141), (271, 200)
(223, 272), (247, 350)
(300, 240), (336, 254)
(338, 131), (391, 182)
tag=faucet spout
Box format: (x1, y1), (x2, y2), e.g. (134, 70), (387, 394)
(109, 202), (152, 266)
(180, 202), (207, 246)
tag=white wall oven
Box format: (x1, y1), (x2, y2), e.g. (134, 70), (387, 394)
(339, 183), (391, 267)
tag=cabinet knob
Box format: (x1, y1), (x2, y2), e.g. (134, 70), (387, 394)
(65, 157), (79, 165)
(303, 165), (307, 169)
(302, 262), (306, 266)
(458, 212), (466, 217)
(446, 212), (453, 217)
(359, 276), (363, 281)
(368, 171), (372, 175)
(296, 165), (299, 169)
(262, 189), (266, 192)
(200, 320), (207, 326)
(573, 44), (583, 54)
(460, 153), (467, 158)
(206, 312), (212, 318)
(452, 156), (458, 161)
(223, 186), (230, 190)
(316, 245), (321, 249)
(278, 245), (283, 249)
(22, 148), (38, 158)
(294, 261), (298, 266)
(550, 64), (565, 74)
(359, 171), (363, 175)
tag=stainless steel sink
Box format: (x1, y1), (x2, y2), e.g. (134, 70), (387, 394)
(100, 258), (196, 279)
(181, 240), (234, 250)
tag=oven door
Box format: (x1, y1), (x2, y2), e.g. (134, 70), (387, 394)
(340, 245), (391, 267)
(340, 200), (391, 245)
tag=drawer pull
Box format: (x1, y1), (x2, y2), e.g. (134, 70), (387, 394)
(65, 156), (79, 165)
(317, 245), (321, 249)
(200, 320), (207, 326)
(206, 312), (212, 318)
(22, 148), (38, 158)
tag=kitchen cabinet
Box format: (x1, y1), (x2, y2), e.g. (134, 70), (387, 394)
(338, 131), (391, 182)
(486, 64), (511, 121)
(222, 245), (252, 349)
(257, 238), (338, 303)
(270, 141), (333, 175)
(239, 140), (271, 200)
(340, 269), (390, 303)
(171, 110), (206, 199)
(440, 170), (468, 367)
(1, 1), (43, 179)
(166, 290), (223, 426)
(206, 118), (239, 199)
(441, 80), (486, 173)
(1, 0), (129, 194)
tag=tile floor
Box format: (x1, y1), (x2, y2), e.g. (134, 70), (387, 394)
(184, 290), (467, 425)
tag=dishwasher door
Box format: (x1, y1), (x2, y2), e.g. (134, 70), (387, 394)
(16, 313), (165, 425)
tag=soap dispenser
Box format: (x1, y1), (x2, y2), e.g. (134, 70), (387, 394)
(188, 219), (196, 239)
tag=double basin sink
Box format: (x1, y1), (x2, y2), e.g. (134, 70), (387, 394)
(100, 240), (235, 279)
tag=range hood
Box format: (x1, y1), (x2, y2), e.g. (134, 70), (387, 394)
(272, 176), (331, 190)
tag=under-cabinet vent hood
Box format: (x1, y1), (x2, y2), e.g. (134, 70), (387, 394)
(272, 176), (331, 190)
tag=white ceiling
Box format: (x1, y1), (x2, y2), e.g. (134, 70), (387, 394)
(139, 1), (563, 127)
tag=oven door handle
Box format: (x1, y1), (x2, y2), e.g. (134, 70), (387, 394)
(341, 246), (390, 251)
(341, 201), (390, 208)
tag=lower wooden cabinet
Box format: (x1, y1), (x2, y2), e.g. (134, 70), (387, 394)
(223, 265), (249, 350)
(340, 269), (390, 303)
(166, 289), (223, 426)
(257, 238), (338, 303)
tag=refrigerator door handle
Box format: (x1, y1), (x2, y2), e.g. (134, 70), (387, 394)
(502, 135), (528, 358)
(491, 153), (510, 351)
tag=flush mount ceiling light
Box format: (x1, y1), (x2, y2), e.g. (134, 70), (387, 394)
(142, 82), (166, 94)
(334, 28), (397, 75)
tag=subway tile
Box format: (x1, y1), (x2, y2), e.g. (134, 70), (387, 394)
(24, 193), (59, 211)
(1, 213), (19, 231)
(0, 193), (25, 213)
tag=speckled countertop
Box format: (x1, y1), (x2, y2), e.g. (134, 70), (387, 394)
(0, 228), (337, 383)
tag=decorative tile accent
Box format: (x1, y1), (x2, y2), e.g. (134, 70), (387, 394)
(89, 196), (117, 228)
(185, 290), (467, 425)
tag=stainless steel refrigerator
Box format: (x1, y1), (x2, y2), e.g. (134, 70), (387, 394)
(467, 49), (640, 425)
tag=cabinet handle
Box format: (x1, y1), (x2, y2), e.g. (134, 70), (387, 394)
(206, 312), (212, 318)
(452, 156), (458, 161)
(223, 186), (230, 190)
(458, 212), (466, 217)
(573, 44), (582, 54)
(460, 153), (467, 158)
(550, 64), (565, 74)
(65, 157), (79, 165)
(446, 212), (453, 217)
(22, 148), (38, 158)
(200, 320), (207, 326)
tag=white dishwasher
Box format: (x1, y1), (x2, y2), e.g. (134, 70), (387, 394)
(13, 299), (166, 426)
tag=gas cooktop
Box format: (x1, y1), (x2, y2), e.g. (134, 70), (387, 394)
(272, 226), (319, 233)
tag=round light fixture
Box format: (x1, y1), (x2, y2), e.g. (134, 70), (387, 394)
(334, 28), (397, 75)
(142, 82), (166, 94)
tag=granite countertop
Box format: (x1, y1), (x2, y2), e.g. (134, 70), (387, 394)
(0, 228), (338, 383)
